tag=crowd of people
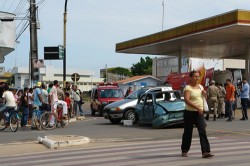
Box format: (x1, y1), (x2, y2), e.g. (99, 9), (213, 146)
(0, 80), (85, 129)
(205, 78), (249, 122)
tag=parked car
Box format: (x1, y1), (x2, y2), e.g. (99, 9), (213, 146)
(135, 91), (185, 128)
(103, 86), (173, 124)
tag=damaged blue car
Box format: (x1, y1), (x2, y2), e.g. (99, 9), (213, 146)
(135, 91), (185, 128)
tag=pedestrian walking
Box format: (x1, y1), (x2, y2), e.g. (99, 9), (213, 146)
(216, 83), (226, 118)
(206, 80), (219, 121)
(181, 70), (214, 158)
(225, 79), (235, 122)
(240, 78), (249, 120)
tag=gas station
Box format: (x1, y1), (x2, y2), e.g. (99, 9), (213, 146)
(116, 9), (250, 80)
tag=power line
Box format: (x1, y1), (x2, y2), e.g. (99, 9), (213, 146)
(1, 0), (8, 10)
(7, 0), (15, 12)
(16, 21), (29, 41)
(14, 0), (28, 17)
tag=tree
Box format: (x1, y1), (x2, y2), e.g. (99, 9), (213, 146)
(131, 56), (152, 76)
(108, 67), (132, 77)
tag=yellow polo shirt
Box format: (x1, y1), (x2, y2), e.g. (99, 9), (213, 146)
(184, 85), (203, 111)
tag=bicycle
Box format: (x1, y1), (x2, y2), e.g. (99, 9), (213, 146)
(40, 104), (69, 130)
(0, 107), (19, 132)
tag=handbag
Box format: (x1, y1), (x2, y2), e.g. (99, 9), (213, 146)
(202, 96), (209, 112)
(199, 85), (209, 112)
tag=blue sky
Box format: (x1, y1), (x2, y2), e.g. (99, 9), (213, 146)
(0, 0), (250, 77)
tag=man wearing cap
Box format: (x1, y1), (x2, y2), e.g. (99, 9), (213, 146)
(31, 82), (43, 128)
(206, 80), (220, 121)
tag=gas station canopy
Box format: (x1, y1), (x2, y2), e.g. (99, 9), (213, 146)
(116, 9), (250, 60)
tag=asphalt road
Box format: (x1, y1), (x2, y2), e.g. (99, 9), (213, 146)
(1, 102), (250, 144)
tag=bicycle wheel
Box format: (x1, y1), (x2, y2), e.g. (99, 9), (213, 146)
(0, 113), (7, 130)
(60, 114), (69, 128)
(40, 112), (57, 130)
(10, 112), (19, 132)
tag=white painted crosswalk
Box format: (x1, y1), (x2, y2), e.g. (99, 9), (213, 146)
(0, 137), (249, 166)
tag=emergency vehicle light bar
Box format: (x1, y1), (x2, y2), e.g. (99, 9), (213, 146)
(98, 82), (118, 87)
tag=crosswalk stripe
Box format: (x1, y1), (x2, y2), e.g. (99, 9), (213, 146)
(0, 137), (250, 166)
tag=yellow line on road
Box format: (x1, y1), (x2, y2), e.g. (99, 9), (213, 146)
(207, 129), (250, 136)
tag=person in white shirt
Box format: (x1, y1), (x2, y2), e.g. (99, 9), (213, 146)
(28, 88), (34, 122)
(0, 84), (16, 113)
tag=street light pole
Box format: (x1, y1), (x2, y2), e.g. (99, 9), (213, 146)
(63, 0), (68, 87)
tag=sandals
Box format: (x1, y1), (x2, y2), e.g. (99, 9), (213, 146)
(202, 152), (214, 158)
(181, 153), (188, 157)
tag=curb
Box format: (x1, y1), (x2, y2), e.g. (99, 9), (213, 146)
(38, 135), (90, 149)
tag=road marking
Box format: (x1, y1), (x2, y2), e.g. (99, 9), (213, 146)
(1, 137), (250, 166)
(207, 128), (250, 136)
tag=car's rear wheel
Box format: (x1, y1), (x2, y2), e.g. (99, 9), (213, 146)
(109, 118), (121, 124)
(124, 110), (136, 123)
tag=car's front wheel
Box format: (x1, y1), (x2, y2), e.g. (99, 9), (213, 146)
(124, 110), (136, 124)
(109, 118), (121, 124)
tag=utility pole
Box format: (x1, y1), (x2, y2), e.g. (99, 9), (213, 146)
(29, 0), (38, 86)
(162, 0), (165, 31)
(63, 0), (68, 87)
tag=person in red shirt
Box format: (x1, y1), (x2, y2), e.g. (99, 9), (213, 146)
(64, 92), (72, 118)
(225, 79), (235, 122)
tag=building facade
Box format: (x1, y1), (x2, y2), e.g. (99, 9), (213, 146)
(117, 75), (163, 94)
(11, 65), (104, 92)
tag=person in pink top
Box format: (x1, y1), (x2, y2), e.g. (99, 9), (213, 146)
(49, 80), (67, 116)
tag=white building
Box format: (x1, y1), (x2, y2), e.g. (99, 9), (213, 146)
(11, 65), (104, 92)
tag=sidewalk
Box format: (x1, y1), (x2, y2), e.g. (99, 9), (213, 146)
(0, 135), (90, 157)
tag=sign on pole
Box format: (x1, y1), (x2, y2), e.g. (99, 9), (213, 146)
(71, 73), (80, 85)
(44, 45), (64, 60)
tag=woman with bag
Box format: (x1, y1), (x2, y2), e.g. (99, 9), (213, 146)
(181, 70), (214, 158)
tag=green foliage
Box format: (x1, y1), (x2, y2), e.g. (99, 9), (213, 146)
(131, 56), (152, 76)
(108, 67), (132, 77)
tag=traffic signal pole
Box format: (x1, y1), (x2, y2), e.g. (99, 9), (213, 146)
(63, 0), (68, 87)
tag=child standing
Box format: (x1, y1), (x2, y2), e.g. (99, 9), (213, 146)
(64, 92), (72, 118)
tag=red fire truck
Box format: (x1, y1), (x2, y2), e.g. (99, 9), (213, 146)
(164, 68), (233, 90)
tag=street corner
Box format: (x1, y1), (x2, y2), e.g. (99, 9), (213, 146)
(38, 135), (91, 149)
